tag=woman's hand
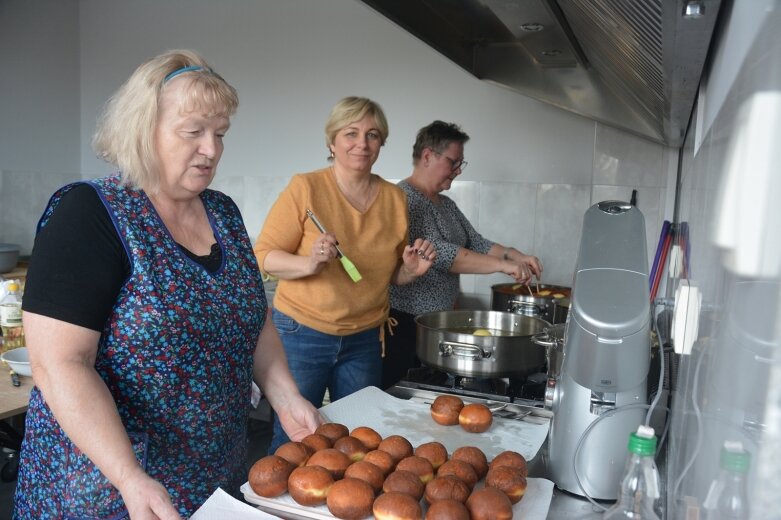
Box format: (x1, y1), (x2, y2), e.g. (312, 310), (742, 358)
(308, 232), (338, 275)
(119, 469), (182, 520)
(500, 248), (542, 284)
(395, 238), (436, 285)
(275, 394), (324, 441)
(502, 261), (535, 284)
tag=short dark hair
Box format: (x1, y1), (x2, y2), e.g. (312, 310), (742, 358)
(412, 121), (470, 163)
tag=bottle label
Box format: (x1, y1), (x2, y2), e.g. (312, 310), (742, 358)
(645, 464), (660, 499)
(0, 303), (22, 327)
(702, 478), (724, 510)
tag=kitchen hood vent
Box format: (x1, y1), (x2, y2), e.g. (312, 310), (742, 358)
(360, 0), (721, 147)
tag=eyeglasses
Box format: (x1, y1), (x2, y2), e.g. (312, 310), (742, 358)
(436, 152), (468, 172)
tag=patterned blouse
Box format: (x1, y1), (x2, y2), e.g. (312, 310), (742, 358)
(390, 180), (493, 315)
(14, 176), (265, 519)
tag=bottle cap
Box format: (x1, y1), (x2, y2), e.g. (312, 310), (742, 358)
(628, 429), (657, 456)
(721, 442), (750, 473)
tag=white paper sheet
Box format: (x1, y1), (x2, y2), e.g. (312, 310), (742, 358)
(191, 488), (281, 519)
(319, 386), (549, 461)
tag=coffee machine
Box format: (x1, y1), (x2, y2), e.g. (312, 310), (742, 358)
(547, 200), (652, 499)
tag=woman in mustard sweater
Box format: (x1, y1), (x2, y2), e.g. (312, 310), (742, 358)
(254, 96), (435, 451)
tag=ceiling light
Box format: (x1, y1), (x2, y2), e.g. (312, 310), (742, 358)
(520, 23), (544, 32)
(683, 1), (705, 18)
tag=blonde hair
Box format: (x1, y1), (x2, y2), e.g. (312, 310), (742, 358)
(324, 96), (389, 160)
(92, 49), (239, 190)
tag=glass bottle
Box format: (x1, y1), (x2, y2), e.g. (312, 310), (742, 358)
(0, 281), (24, 351)
(603, 425), (661, 520)
(703, 441), (750, 520)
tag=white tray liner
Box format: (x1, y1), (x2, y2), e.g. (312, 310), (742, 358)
(241, 478), (554, 520)
(320, 386), (549, 462)
(241, 386), (554, 519)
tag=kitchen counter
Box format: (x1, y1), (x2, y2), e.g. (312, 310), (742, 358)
(0, 372), (31, 420)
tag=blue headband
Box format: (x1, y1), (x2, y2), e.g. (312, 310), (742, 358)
(164, 65), (206, 83)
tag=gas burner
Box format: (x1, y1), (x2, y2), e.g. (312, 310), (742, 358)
(398, 366), (546, 405)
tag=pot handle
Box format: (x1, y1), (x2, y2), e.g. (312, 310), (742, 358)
(508, 299), (545, 315)
(439, 341), (491, 360)
(531, 331), (557, 348)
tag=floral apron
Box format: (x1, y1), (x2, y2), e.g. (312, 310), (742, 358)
(13, 176), (265, 519)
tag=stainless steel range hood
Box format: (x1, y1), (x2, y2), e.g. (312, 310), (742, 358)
(360, 0), (722, 147)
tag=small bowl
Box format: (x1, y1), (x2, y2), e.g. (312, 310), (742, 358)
(0, 243), (21, 273)
(1, 347), (31, 377)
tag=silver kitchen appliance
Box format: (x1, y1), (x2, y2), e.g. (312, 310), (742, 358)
(548, 200), (651, 500)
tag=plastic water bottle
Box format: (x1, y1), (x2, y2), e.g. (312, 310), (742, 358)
(0, 281), (24, 351)
(703, 441), (750, 520)
(603, 425), (661, 520)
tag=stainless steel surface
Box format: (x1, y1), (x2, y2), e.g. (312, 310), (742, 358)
(358, 0), (721, 146)
(548, 200), (651, 500)
(415, 310), (548, 378)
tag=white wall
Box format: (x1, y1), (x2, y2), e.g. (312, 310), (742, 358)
(0, 0), (81, 248)
(3, 0), (673, 300)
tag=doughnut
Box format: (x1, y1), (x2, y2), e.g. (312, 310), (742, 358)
(315, 422), (350, 444)
(334, 435), (368, 462)
(326, 477), (375, 520)
(300, 433), (332, 452)
(377, 434), (414, 464)
(436, 459), (479, 489)
(373, 491), (423, 520)
(306, 448), (352, 480)
(396, 455), (435, 484)
(430, 395), (464, 426)
(274, 441), (313, 467)
(344, 460), (385, 494)
(423, 475), (470, 504)
(490, 450), (528, 477)
(486, 465), (528, 504)
(451, 446), (489, 479)
(458, 403), (493, 433)
(364, 449), (396, 476)
(350, 426), (382, 450)
(247, 455), (295, 498)
(382, 469), (425, 501)
(425, 498), (470, 520)
(466, 486), (513, 520)
(287, 465), (333, 506)
(414, 441), (448, 470)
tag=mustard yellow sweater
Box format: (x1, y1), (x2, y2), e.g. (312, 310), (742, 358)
(254, 167), (409, 335)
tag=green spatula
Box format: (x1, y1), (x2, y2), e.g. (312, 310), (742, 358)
(306, 209), (362, 283)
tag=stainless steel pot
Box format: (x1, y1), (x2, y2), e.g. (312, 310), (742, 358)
(415, 310), (549, 378)
(531, 324), (566, 380)
(491, 283), (571, 324)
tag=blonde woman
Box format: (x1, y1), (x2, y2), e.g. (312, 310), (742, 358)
(255, 96), (436, 452)
(16, 50), (321, 518)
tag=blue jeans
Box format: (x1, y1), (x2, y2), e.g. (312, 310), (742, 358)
(268, 308), (382, 453)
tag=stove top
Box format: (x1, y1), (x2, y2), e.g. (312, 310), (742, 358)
(395, 366), (548, 408)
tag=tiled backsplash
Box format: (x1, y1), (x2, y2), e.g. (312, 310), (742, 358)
(1, 121), (671, 295)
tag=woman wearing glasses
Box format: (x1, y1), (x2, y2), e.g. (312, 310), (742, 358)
(382, 120), (542, 389)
